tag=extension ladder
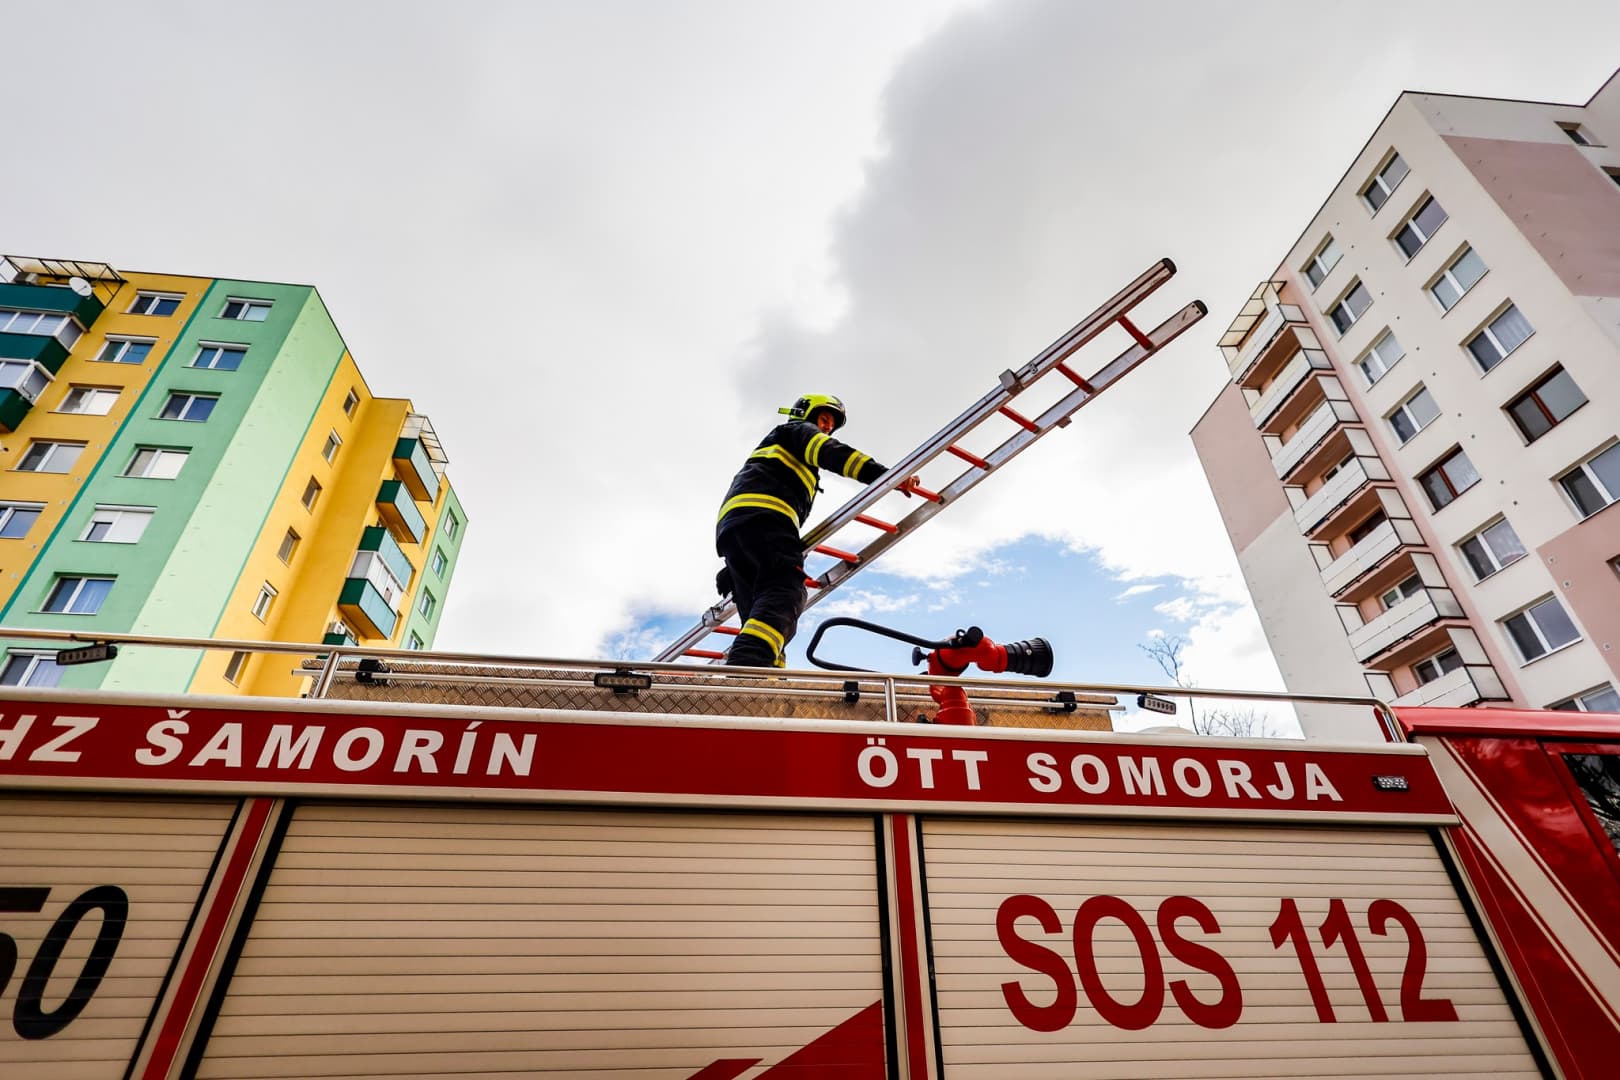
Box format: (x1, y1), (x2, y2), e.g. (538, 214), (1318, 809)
(655, 257), (1207, 663)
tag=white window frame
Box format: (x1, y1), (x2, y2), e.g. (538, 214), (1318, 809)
(159, 391), (218, 423)
(0, 501), (44, 540)
(94, 336), (155, 365)
(80, 505), (154, 544)
(42, 575), (114, 615)
(342, 388), (359, 416)
(1558, 442), (1620, 519)
(1386, 386), (1440, 445)
(128, 292), (182, 316)
(1465, 304), (1534, 373)
(1360, 152), (1409, 212)
(223, 650), (249, 685)
(1502, 595), (1581, 663)
(1356, 331), (1403, 387)
(17, 440), (85, 474)
(445, 512), (460, 539)
(277, 527), (301, 564)
(431, 547), (447, 577)
(124, 447), (189, 480)
(55, 385), (120, 416)
(1413, 648), (1463, 686)
(1550, 685), (1620, 713)
(1457, 517), (1527, 582)
(1302, 236), (1341, 290)
(322, 429), (342, 463)
(220, 297), (272, 322)
(251, 582), (278, 621)
(1427, 246), (1487, 313)
(1380, 574), (1423, 611)
(0, 309), (83, 348)
(1393, 195), (1448, 259)
(407, 632), (425, 651)
(1558, 122), (1601, 147)
(0, 651), (65, 688)
(417, 589), (436, 617)
(0, 359), (53, 403)
(301, 477), (322, 511)
(191, 343), (247, 371)
(1327, 281), (1372, 336)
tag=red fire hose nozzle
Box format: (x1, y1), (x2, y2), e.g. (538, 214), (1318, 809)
(917, 627), (1054, 726)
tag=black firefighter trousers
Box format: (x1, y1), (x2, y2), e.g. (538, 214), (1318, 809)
(716, 512), (807, 668)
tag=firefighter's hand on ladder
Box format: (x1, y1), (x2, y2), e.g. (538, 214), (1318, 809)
(898, 474), (922, 498)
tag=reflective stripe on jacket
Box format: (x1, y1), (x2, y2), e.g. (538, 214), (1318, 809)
(717, 421), (886, 533)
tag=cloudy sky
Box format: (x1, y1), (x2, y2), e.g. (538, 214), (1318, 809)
(6, 1), (1618, 721)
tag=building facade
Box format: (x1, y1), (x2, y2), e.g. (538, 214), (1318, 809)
(0, 255), (466, 697)
(1193, 71), (1620, 739)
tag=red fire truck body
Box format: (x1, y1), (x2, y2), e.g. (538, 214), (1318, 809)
(1, 684), (1616, 1079)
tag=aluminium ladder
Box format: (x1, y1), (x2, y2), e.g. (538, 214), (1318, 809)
(655, 257), (1207, 664)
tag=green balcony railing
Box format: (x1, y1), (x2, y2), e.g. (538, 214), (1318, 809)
(337, 578), (397, 640)
(0, 282), (105, 328)
(376, 480), (426, 545)
(0, 332), (69, 374)
(392, 436), (440, 504)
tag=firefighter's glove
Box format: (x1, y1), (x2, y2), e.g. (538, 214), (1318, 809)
(715, 565), (734, 598)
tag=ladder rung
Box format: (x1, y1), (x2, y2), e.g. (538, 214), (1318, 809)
(812, 544), (860, 564)
(904, 481), (943, 503)
(998, 405), (1040, 433)
(804, 577), (820, 589)
(855, 513), (898, 533)
(947, 445), (990, 470)
(1117, 314), (1156, 352)
(713, 625), (740, 636)
(1054, 360), (1096, 393)
(685, 648), (725, 660)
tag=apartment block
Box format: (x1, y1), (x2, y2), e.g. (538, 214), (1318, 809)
(0, 255), (467, 696)
(1193, 70), (1620, 740)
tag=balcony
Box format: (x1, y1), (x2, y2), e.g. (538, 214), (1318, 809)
(393, 435), (440, 504)
(337, 526), (413, 639)
(1318, 518), (1425, 596)
(0, 359), (51, 433)
(338, 579), (396, 640)
(0, 330), (70, 374)
(1249, 348), (1333, 427)
(1293, 457), (1388, 535)
(1392, 664), (1509, 708)
(1229, 303), (1311, 380)
(0, 281), (105, 329)
(1272, 401), (1359, 480)
(376, 479), (427, 545)
(1347, 588), (1463, 663)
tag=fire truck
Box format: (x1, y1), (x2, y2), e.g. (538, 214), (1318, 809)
(2, 643), (1617, 1080)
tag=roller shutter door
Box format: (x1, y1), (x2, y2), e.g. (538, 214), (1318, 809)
(199, 803), (884, 1079)
(0, 793), (237, 1080)
(924, 818), (1542, 1079)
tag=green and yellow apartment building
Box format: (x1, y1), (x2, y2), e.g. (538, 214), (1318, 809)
(0, 255), (467, 697)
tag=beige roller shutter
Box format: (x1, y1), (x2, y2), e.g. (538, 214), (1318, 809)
(924, 818), (1542, 1079)
(198, 803), (884, 1079)
(0, 793), (237, 1080)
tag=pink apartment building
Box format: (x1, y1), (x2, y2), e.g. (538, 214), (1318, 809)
(1194, 68), (1620, 740)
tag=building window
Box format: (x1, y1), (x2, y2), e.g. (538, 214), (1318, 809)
(431, 547), (447, 577)
(417, 589), (436, 617)
(95, 337), (154, 365)
(128, 292), (181, 316)
(17, 440), (85, 474)
(1302, 236), (1342, 289)
(1503, 595), (1580, 662)
(1348, 510), (1387, 545)
(1550, 685), (1620, 713)
(251, 583), (278, 621)
(42, 575), (114, 615)
(124, 447), (189, 479)
(1386, 386), (1440, 444)
(1559, 443), (1620, 518)
(1428, 247), (1487, 312)
(1606, 167), (1620, 189)
(1327, 281), (1372, 336)
(223, 650), (249, 685)
(1458, 518), (1526, 581)
(221, 298), (272, 321)
(0, 651), (65, 688)
(1393, 196), (1448, 258)
(1465, 304), (1534, 373)
(56, 386), (120, 416)
(81, 506), (153, 543)
(1558, 122), (1600, 147)
(1360, 152), (1409, 212)
(1380, 574), (1423, 611)
(0, 359), (51, 403)
(1413, 648), (1463, 686)
(342, 388), (359, 416)
(407, 632), (425, 651)
(1506, 366), (1586, 443)
(1418, 448), (1480, 511)
(444, 511), (460, 539)
(0, 309), (82, 348)
(322, 430), (342, 463)
(277, 528), (301, 563)
(159, 392), (218, 422)
(0, 502), (43, 539)
(192, 344), (246, 371)
(301, 477), (322, 510)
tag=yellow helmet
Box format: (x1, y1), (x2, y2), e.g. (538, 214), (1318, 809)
(779, 393), (847, 431)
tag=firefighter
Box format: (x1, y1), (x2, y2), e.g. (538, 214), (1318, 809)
(716, 394), (891, 668)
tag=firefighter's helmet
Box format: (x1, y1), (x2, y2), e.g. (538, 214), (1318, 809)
(779, 393), (847, 431)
